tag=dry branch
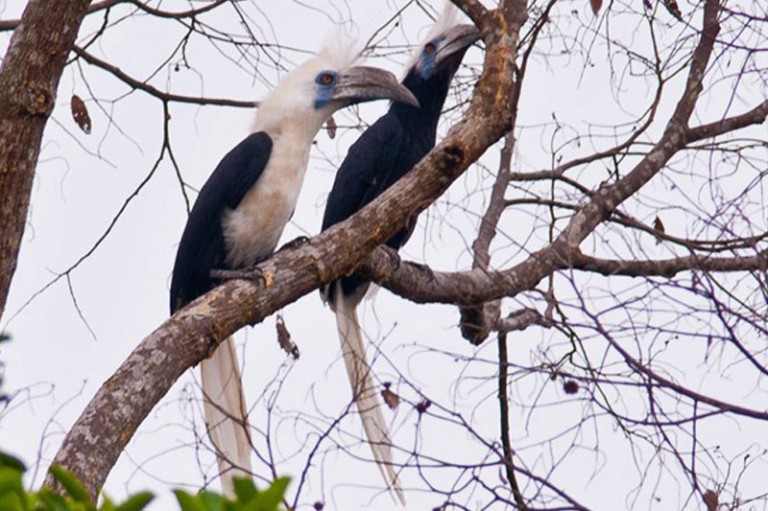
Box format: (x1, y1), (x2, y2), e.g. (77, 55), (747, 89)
(73, 47), (259, 109)
(356, 242), (768, 306)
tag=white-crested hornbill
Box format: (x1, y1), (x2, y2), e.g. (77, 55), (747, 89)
(321, 8), (480, 504)
(170, 43), (418, 497)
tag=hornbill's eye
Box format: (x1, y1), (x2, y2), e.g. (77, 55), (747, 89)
(317, 71), (337, 86)
(424, 42), (437, 55)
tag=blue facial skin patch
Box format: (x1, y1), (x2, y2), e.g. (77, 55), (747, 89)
(419, 36), (445, 79)
(314, 70), (339, 109)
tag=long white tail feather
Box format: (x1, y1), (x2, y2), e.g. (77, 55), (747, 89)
(200, 336), (253, 498)
(333, 285), (405, 505)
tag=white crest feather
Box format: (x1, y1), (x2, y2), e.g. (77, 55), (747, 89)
(253, 33), (362, 134)
(402, 2), (463, 75)
(425, 2), (461, 42)
(317, 30), (363, 71)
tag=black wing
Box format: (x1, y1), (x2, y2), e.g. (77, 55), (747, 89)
(170, 132), (273, 313)
(322, 114), (403, 232)
(322, 112), (431, 301)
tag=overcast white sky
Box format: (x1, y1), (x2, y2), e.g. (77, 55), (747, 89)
(1, 0), (766, 510)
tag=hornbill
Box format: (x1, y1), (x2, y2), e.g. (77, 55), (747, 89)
(320, 8), (480, 505)
(169, 44), (418, 497)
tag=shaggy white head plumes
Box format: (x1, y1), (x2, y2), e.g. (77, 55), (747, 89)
(402, 2), (462, 74)
(316, 30), (362, 71)
(253, 34), (362, 135)
(424, 2), (460, 42)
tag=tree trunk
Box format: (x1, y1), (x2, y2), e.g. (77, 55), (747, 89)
(0, 0), (90, 318)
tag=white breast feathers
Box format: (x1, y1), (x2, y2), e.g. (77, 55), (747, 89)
(222, 132), (311, 269)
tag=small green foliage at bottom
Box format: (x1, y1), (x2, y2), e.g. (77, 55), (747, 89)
(0, 451), (289, 511)
(0, 456), (155, 511)
(174, 476), (289, 511)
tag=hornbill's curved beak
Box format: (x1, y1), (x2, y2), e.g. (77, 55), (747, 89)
(331, 66), (420, 108)
(434, 24), (481, 68)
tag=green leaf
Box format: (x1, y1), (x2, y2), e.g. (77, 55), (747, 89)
(113, 492), (154, 511)
(0, 467), (23, 495)
(37, 488), (70, 511)
(0, 452), (26, 472)
(245, 477), (289, 511)
(100, 495), (115, 511)
(232, 478), (257, 503)
(49, 465), (91, 504)
(0, 332), (10, 343)
(260, 477), (289, 505)
(0, 492), (25, 511)
(198, 491), (224, 511)
(173, 490), (207, 511)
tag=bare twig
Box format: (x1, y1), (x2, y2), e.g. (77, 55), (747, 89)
(73, 47), (259, 108)
(497, 332), (528, 509)
(0, 0), (228, 31)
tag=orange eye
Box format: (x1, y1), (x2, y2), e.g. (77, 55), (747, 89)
(424, 42), (436, 55)
(320, 73), (335, 85)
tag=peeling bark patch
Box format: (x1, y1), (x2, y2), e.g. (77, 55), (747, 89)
(263, 270), (275, 287)
(148, 348), (168, 366)
(444, 144), (465, 165)
(24, 82), (54, 115)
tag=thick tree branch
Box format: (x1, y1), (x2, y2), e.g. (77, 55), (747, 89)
(45, 10), (519, 499)
(459, 132), (514, 343)
(357, 245), (768, 305)
(687, 100), (768, 142)
(450, 0), (491, 28)
(358, 242), (572, 305)
(457, 0), (560, 344)
(497, 308), (552, 332)
(0, 0), (91, 318)
(456, 0), (529, 345)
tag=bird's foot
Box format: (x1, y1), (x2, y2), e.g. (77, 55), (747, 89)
(379, 245), (401, 268)
(277, 235), (310, 253)
(414, 261), (436, 283)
